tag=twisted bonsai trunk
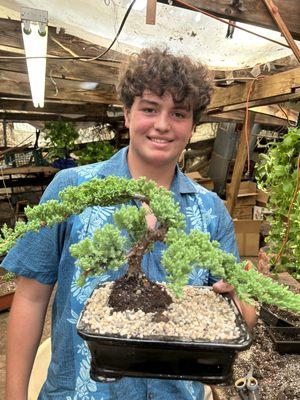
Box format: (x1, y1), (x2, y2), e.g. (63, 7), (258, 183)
(108, 226), (172, 313)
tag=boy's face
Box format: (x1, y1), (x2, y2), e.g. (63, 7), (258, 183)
(125, 91), (194, 170)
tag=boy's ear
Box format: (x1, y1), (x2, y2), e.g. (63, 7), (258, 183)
(124, 108), (130, 129)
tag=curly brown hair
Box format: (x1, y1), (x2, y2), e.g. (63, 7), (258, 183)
(117, 48), (213, 125)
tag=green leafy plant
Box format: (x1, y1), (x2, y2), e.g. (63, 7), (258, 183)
(44, 121), (79, 160)
(74, 141), (116, 165)
(0, 177), (300, 314)
(256, 128), (300, 278)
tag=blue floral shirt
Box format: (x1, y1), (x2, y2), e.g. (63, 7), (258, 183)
(2, 147), (238, 400)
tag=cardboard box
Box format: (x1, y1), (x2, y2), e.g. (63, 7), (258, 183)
(233, 206), (253, 219)
(227, 181), (257, 205)
(233, 220), (261, 256)
(256, 189), (270, 206)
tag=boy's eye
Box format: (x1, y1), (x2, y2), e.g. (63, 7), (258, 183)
(173, 112), (185, 119)
(142, 108), (156, 113)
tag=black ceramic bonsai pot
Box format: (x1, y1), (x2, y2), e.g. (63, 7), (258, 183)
(77, 286), (252, 384)
(267, 326), (300, 354)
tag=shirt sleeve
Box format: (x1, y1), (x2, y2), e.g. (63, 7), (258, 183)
(208, 193), (239, 285)
(1, 168), (78, 285)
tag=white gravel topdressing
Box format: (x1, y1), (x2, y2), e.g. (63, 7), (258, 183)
(80, 282), (242, 342)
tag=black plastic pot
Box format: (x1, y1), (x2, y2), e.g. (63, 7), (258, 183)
(267, 326), (300, 354)
(77, 287), (252, 384)
(260, 304), (295, 327)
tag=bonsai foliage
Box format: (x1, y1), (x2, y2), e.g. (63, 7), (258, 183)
(256, 128), (300, 278)
(44, 121), (79, 160)
(0, 176), (300, 314)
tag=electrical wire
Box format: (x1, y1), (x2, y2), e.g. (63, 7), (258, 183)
(0, 0), (136, 63)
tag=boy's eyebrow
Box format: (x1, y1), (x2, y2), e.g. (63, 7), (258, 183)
(139, 99), (159, 106)
(139, 98), (190, 110)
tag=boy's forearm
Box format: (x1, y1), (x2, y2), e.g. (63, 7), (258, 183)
(5, 277), (53, 400)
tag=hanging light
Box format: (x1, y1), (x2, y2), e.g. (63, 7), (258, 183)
(21, 7), (48, 108)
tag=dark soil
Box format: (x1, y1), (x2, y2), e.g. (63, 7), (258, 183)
(108, 275), (172, 313)
(270, 328), (300, 341)
(220, 317), (300, 400)
(265, 304), (300, 327)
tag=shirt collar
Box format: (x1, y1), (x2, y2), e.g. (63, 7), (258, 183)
(100, 146), (197, 195)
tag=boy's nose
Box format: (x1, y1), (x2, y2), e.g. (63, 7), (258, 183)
(154, 113), (171, 132)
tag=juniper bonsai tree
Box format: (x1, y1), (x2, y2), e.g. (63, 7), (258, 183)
(1, 176), (300, 314)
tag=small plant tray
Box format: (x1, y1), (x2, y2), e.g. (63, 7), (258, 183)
(77, 287), (252, 384)
(267, 326), (300, 354)
(260, 304), (295, 327)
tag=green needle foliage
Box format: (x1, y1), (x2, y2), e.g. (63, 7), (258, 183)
(1, 176), (300, 314)
(256, 128), (300, 278)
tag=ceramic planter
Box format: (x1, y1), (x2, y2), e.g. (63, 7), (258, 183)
(267, 326), (300, 354)
(77, 286), (252, 384)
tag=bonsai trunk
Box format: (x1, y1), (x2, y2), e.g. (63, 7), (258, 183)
(108, 226), (173, 313)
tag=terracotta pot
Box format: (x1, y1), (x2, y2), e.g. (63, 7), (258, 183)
(0, 290), (14, 312)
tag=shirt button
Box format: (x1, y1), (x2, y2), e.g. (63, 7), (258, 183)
(148, 393), (153, 400)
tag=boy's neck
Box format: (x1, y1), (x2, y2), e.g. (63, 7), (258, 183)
(127, 152), (176, 190)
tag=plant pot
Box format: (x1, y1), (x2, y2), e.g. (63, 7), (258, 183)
(266, 326), (300, 354)
(0, 291), (14, 312)
(0, 276), (16, 312)
(260, 304), (299, 327)
(77, 286), (252, 384)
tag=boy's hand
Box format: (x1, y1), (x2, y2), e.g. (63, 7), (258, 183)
(213, 279), (257, 329)
(212, 279), (235, 296)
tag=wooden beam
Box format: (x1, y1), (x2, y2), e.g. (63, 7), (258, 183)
(203, 109), (295, 126)
(0, 99), (108, 117)
(261, 0), (300, 63)
(208, 91), (300, 113)
(0, 52), (120, 86)
(162, 0), (300, 40)
(208, 67), (300, 112)
(0, 18), (128, 64)
(0, 112), (110, 122)
(226, 112), (256, 216)
(0, 69), (119, 105)
(250, 104), (298, 123)
(146, 0), (157, 25)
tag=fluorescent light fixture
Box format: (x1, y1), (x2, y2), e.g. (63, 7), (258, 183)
(21, 8), (48, 108)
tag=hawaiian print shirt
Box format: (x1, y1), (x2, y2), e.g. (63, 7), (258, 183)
(2, 147), (239, 400)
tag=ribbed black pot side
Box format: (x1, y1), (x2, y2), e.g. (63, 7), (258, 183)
(77, 286), (252, 384)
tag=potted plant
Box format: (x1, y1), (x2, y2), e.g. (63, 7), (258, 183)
(256, 127), (300, 331)
(1, 177), (300, 382)
(74, 140), (116, 165)
(255, 127), (300, 279)
(44, 121), (79, 169)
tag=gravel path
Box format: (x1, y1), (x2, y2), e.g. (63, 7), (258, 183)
(81, 283), (242, 342)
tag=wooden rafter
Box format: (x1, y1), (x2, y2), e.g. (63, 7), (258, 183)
(208, 67), (300, 112)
